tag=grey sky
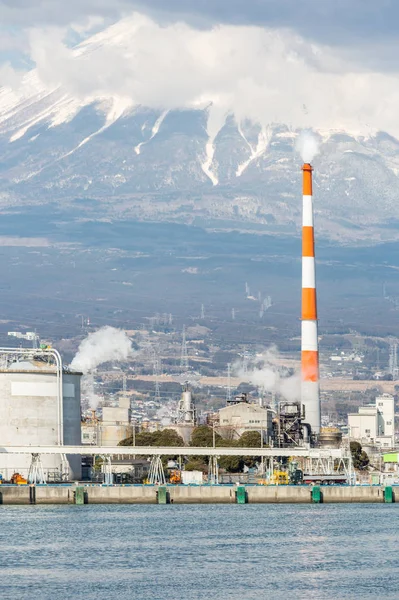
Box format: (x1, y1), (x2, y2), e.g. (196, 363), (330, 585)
(1, 0), (398, 46)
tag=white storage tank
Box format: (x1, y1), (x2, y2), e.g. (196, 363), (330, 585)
(0, 348), (82, 481)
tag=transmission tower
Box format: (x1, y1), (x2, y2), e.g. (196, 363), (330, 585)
(122, 373), (127, 396)
(231, 308), (235, 321)
(153, 353), (162, 402)
(263, 296), (272, 310)
(242, 347), (249, 373)
(389, 341), (398, 380)
(226, 363), (232, 403)
(180, 325), (189, 371)
(201, 303), (205, 320)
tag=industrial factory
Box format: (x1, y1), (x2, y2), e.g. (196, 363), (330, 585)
(0, 347), (82, 481)
(0, 148), (396, 498)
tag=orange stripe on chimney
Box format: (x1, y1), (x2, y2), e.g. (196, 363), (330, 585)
(302, 163), (313, 195)
(302, 226), (315, 257)
(301, 350), (319, 382)
(302, 288), (317, 320)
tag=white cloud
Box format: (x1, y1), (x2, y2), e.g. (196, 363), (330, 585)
(5, 12), (399, 138)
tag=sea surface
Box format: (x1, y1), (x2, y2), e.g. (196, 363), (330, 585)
(0, 503), (397, 600)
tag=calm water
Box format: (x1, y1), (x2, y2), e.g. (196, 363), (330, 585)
(0, 504), (397, 600)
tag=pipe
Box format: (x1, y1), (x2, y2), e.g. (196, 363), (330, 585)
(301, 163), (321, 435)
(302, 422), (312, 442)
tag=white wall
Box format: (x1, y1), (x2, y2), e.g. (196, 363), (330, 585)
(0, 370), (82, 479)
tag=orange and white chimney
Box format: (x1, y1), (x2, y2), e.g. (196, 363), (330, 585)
(301, 163), (320, 435)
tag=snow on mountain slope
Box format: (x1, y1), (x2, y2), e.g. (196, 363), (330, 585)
(1, 18), (399, 244)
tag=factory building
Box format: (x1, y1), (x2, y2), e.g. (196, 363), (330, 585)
(170, 386), (197, 444)
(97, 397), (132, 446)
(0, 348), (82, 480)
(348, 394), (395, 448)
(217, 395), (273, 442)
(81, 417), (98, 445)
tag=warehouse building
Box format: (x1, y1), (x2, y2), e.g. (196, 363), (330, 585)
(348, 394), (395, 448)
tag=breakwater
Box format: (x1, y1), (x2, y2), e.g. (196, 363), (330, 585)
(0, 484), (396, 504)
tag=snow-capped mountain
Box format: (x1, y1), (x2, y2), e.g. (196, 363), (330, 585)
(1, 19), (399, 244)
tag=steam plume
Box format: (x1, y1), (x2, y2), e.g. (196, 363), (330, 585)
(295, 130), (320, 163)
(234, 346), (300, 404)
(71, 326), (133, 373)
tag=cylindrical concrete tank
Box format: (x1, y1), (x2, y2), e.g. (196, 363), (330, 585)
(98, 406), (132, 446)
(98, 424), (133, 447)
(0, 358), (82, 480)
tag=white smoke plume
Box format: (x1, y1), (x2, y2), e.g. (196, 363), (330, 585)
(295, 129), (320, 164)
(80, 372), (103, 410)
(234, 346), (300, 405)
(71, 326), (133, 373)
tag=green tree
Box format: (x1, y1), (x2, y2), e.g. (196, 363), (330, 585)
(119, 430), (159, 446)
(217, 439), (243, 473)
(184, 458), (208, 472)
(155, 429), (185, 447)
(119, 428), (184, 448)
(237, 431), (264, 469)
(190, 425), (222, 447)
(350, 441), (370, 470)
(238, 431), (262, 448)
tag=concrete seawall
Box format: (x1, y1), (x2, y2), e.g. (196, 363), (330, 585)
(0, 484), (394, 505)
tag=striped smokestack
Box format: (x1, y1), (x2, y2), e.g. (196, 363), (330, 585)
(301, 163), (320, 435)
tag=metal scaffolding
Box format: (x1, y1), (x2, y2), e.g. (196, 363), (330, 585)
(101, 455), (113, 485)
(208, 455), (219, 485)
(303, 453), (354, 484)
(28, 453), (46, 485)
(148, 456), (166, 485)
(60, 453), (70, 482)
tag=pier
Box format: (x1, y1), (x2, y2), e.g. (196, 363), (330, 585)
(0, 484), (394, 505)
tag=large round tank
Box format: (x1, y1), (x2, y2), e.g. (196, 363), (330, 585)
(0, 355), (82, 481)
(318, 427), (343, 448)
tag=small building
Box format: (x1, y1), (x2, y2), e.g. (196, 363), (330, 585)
(98, 397), (132, 446)
(81, 422), (98, 445)
(217, 401), (273, 442)
(348, 394), (395, 448)
(111, 458), (150, 483)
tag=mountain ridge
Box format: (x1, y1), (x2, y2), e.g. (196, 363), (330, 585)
(1, 18), (399, 245)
